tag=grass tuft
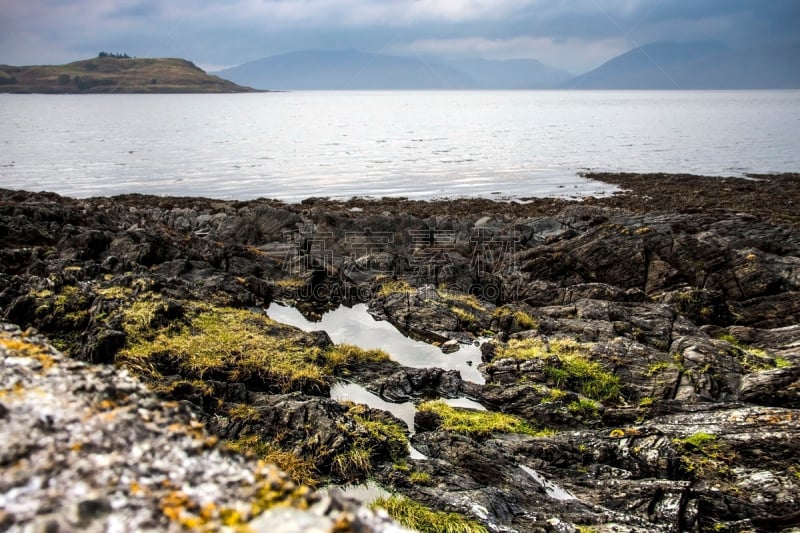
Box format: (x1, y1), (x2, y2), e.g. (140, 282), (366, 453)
(371, 495), (488, 533)
(418, 400), (551, 438)
(497, 338), (621, 402)
(119, 300), (327, 393)
(377, 279), (415, 297)
(720, 333), (785, 373)
(225, 435), (318, 487)
(567, 398), (600, 418)
(492, 307), (538, 329)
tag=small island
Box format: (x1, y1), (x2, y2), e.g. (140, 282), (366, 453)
(0, 53), (260, 94)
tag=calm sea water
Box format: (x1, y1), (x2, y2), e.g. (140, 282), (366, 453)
(1, 91), (798, 201)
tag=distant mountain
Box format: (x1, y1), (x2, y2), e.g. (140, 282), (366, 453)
(216, 50), (475, 90)
(446, 57), (572, 89)
(0, 56), (258, 94)
(562, 41), (800, 89)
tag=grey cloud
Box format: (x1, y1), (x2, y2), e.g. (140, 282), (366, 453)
(0, 0), (797, 72)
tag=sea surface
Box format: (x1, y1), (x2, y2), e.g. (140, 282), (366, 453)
(1, 91), (798, 201)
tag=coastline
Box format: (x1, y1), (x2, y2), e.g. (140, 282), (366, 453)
(1, 171), (799, 532)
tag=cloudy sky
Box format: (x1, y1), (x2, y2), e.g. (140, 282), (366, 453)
(1, 0), (798, 73)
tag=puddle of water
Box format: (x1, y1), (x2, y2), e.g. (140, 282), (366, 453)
(332, 381), (497, 461)
(519, 465), (576, 501)
(331, 382), (416, 431)
(266, 303), (486, 383)
(331, 382), (485, 429)
(442, 397), (486, 411)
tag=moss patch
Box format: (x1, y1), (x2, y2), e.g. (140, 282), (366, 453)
(119, 303), (329, 393)
(492, 307), (538, 330)
(225, 435), (318, 487)
(371, 495), (488, 533)
(118, 297), (388, 394)
(377, 279), (415, 297)
(497, 338), (621, 402)
(672, 432), (737, 480)
(418, 400), (551, 438)
(348, 404), (409, 462)
(719, 333), (786, 373)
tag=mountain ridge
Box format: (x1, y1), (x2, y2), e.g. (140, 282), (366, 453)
(216, 49), (475, 90)
(218, 43), (800, 90)
(561, 40), (800, 89)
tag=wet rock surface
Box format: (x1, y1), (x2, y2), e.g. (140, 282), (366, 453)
(1, 172), (800, 532)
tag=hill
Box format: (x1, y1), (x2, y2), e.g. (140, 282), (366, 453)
(0, 56), (259, 93)
(446, 57), (572, 89)
(562, 41), (800, 89)
(217, 50), (575, 90)
(216, 49), (476, 90)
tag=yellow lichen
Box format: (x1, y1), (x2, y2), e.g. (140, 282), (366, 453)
(0, 335), (56, 371)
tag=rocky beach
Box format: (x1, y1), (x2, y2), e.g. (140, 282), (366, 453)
(1, 172), (799, 532)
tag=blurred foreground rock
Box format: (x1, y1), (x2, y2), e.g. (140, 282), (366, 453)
(0, 323), (406, 533)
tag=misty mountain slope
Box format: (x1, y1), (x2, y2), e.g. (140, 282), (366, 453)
(216, 50), (475, 90)
(446, 57), (572, 89)
(562, 41), (800, 89)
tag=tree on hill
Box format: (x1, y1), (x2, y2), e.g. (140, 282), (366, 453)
(98, 52), (132, 59)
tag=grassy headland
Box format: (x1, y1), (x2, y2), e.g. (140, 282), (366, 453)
(0, 55), (260, 93)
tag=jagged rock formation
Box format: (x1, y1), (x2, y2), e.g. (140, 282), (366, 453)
(1, 173), (799, 532)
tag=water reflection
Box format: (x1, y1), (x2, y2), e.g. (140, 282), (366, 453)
(266, 302), (486, 384)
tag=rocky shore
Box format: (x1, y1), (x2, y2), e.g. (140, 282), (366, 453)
(1, 172), (799, 532)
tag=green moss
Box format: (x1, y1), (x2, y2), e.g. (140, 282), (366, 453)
(673, 432), (718, 449)
(567, 398), (600, 418)
(348, 404), (409, 462)
(542, 387), (567, 403)
(439, 290), (485, 312)
(672, 432), (736, 480)
(720, 334), (782, 372)
(497, 338), (621, 402)
(119, 300), (329, 393)
(392, 460), (412, 472)
(492, 307), (539, 329)
(331, 446), (372, 480)
(418, 400), (548, 438)
(53, 285), (80, 312)
(30, 289), (54, 299)
(646, 361), (672, 376)
(409, 471), (433, 485)
(95, 285), (132, 299)
(370, 495), (488, 533)
(276, 278), (306, 289)
(121, 294), (167, 339)
(639, 396), (655, 407)
(439, 289), (487, 328)
(226, 403), (262, 422)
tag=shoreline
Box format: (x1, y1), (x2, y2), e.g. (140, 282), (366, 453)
(4, 171), (799, 224)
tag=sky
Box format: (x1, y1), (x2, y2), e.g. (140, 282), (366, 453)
(1, 0), (798, 73)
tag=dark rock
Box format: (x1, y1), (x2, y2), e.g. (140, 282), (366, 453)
(440, 339), (460, 353)
(739, 366), (800, 407)
(81, 329), (126, 364)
